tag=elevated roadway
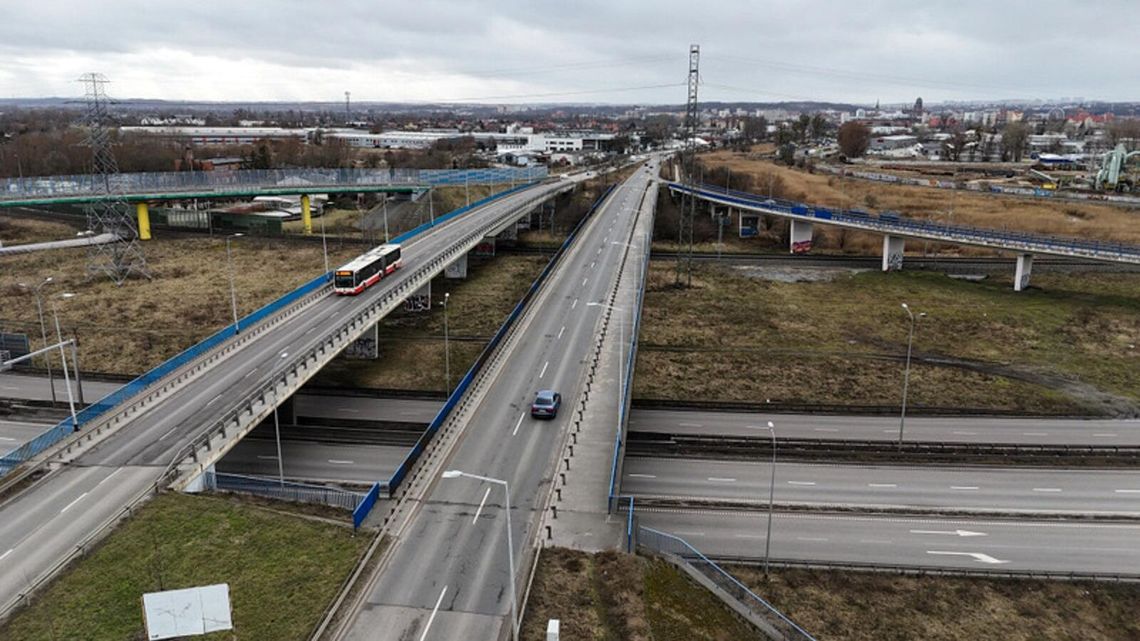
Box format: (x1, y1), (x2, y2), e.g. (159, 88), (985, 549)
(0, 177), (576, 616)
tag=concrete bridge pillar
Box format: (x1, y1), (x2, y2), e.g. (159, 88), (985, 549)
(136, 202), (151, 240)
(301, 194), (313, 235)
(1014, 254), (1034, 291)
(789, 220), (813, 253)
(183, 464), (215, 493)
(882, 235), (905, 271)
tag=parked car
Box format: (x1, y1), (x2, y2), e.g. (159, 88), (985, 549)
(530, 390), (562, 419)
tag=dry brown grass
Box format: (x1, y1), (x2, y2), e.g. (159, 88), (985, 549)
(635, 261), (1140, 413)
(696, 149), (1140, 253)
(0, 212), (82, 245)
(0, 235), (359, 374)
(734, 567), (1140, 641)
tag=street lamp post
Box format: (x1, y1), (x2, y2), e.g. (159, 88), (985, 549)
(17, 277), (56, 404)
(50, 293), (79, 431)
(442, 292), (451, 395)
(763, 420), (776, 577)
(225, 233), (244, 333)
(382, 198), (390, 244)
(441, 470), (517, 641)
(273, 404), (285, 487)
(898, 304), (926, 449)
(320, 210), (330, 280)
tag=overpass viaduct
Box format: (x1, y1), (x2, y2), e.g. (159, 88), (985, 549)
(0, 175), (578, 616)
(670, 182), (1140, 291)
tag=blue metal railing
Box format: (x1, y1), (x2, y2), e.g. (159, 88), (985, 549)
(0, 167), (547, 204)
(672, 182), (1140, 260)
(639, 526), (819, 641)
(383, 184), (615, 497)
(0, 180), (543, 479)
(353, 482), (382, 530)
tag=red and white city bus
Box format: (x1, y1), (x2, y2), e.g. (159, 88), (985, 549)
(333, 244), (403, 295)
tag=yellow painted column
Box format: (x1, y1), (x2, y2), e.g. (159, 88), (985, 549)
(136, 202), (151, 240)
(301, 194), (312, 235)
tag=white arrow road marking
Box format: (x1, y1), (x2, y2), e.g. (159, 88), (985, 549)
(418, 586), (448, 641)
(472, 487), (491, 525)
(927, 551), (1009, 564)
(910, 529), (987, 537)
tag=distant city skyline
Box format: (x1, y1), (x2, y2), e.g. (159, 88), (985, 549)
(1, 1), (1137, 104)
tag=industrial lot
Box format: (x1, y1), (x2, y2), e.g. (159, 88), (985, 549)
(2, 4), (1140, 640)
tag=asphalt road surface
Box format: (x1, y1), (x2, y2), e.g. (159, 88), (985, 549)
(216, 438), (408, 484)
(636, 509), (1140, 575)
(0, 179), (576, 615)
(0, 420), (52, 457)
(338, 162), (658, 640)
(629, 409), (1140, 446)
(622, 457), (1140, 516)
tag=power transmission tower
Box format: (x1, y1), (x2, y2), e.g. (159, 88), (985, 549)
(675, 44), (699, 288)
(79, 73), (149, 285)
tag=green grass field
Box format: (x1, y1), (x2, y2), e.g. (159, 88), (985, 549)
(0, 493), (369, 641)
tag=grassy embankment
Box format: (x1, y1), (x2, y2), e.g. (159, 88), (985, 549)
(637, 260), (1140, 414)
(0, 212), (358, 375)
(0, 493), (369, 641)
(659, 149), (1140, 255)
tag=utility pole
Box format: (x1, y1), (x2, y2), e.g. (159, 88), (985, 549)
(344, 91), (351, 124)
(675, 44), (699, 288)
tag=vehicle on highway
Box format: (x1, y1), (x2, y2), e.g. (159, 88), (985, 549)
(530, 390), (562, 419)
(333, 243), (403, 295)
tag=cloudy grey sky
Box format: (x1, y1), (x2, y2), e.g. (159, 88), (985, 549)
(1, 0), (1137, 105)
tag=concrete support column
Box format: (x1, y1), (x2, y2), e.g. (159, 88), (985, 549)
(445, 251), (469, 279)
(301, 194), (312, 235)
(183, 464), (215, 493)
(789, 220), (813, 254)
(278, 395), (296, 424)
(136, 202), (151, 241)
(882, 235), (905, 271)
(1014, 253), (1034, 291)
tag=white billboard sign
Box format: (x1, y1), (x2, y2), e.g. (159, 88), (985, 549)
(142, 583), (233, 640)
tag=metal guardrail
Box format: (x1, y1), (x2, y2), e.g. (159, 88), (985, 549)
(638, 526), (819, 641)
(712, 556), (1140, 583)
(671, 182), (1140, 263)
(0, 167), (547, 205)
(209, 471), (363, 511)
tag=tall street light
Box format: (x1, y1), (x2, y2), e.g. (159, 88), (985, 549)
(441, 292), (451, 395)
(17, 276), (56, 404)
(763, 420), (776, 578)
(319, 208), (330, 280)
(50, 293), (79, 431)
(441, 470), (517, 641)
(225, 233), (244, 333)
(898, 304), (926, 449)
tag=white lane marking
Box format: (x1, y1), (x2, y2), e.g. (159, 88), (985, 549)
(953, 431), (977, 435)
(707, 477), (736, 483)
(674, 530), (705, 537)
(257, 455), (279, 460)
(206, 394), (222, 407)
(539, 361), (549, 379)
(337, 408), (360, 413)
(97, 469), (123, 486)
(797, 537), (828, 542)
(868, 483), (897, 488)
(306, 327), (316, 334)
(597, 248), (602, 255)
(512, 412), (525, 436)
(590, 261), (596, 269)
(0, 437), (15, 442)
(627, 473), (657, 479)
(0, 549), (11, 562)
(472, 487), (492, 525)
(1094, 433), (1118, 437)
(158, 426), (178, 441)
(581, 277), (588, 287)
(243, 369), (257, 379)
(571, 298), (578, 309)
(418, 586), (448, 641)
(882, 429), (895, 433)
(860, 539), (894, 545)
(1032, 488), (1063, 493)
(813, 428), (839, 432)
(328, 459), (354, 465)
(910, 529), (987, 537)
(733, 534), (766, 540)
(678, 422), (703, 428)
(927, 551), (1008, 565)
(1, 386), (20, 390)
(1022, 432), (1048, 436)
(60, 492), (89, 514)
(1115, 489), (1140, 494)
(951, 486), (980, 491)
(557, 326), (565, 339)
(280, 351), (289, 359)
(787, 481), (816, 486)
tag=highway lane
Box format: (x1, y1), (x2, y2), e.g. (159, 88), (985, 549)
(216, 438), (407, 484)
(0, 179), (577, 615)
(0, 372), (121, 403)
(630, 409), (1140, 446)
(293, 394), (439, 424)
(622, 457), (1140, 516)
(636, 509), (1140, 575)
(339, 162), (658, 640)
(0, 420), (53, 457)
